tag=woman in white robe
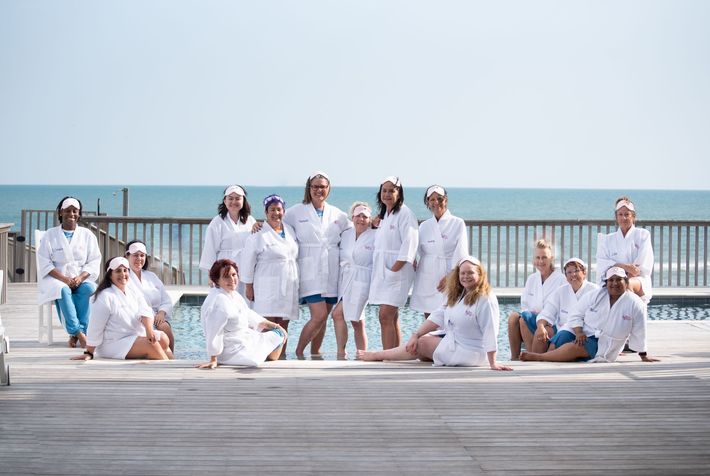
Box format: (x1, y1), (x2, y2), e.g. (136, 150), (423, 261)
(126, 240), (176, 352)
(199, 185), (257, 297)
(71, 257), (172, 361)
(331, 202), (376, 358)
(368, 176), (419, 350)
(241, 194), (300, 337)
(196, 259), (286, 369)
(507, 238), (566, 360)
(520, 267), (659, 363)
(530, 258), (599, 353)
(359, 257), (512, 370)
(411, 185), (468, 317)
(596, 196), (654, 302)
(37, 197), (101, 348)
(283, 172), (350, 357)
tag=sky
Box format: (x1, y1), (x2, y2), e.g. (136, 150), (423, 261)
(1, 1), (709, 189)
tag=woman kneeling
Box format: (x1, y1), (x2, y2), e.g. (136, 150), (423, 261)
(358, 257), (512, 371)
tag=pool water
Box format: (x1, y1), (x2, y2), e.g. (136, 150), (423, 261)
(171, 301), (710, 361)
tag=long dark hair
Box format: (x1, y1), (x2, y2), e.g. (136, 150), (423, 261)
(93, 257), (121, 301)
(125, 239), (149, 270)
(217, 185), (252, 224)
(56, 196), (83, 224)
(376, 179), (405, 219)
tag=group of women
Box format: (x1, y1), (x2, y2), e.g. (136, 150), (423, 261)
(40, 185), (658, 369)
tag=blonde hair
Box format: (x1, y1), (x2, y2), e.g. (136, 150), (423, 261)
(445, 261), (491, 307)
(534, 238), (556, 271)
(349, 201), (370, 217)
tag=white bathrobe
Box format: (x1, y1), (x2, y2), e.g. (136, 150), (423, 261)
(428, 293), (500, 367)
(283, 202), (350, 298)
(240, 222), (300, 320)
(368, 205), (419, 307)
(411, 210), (468, 313)
(201, 287), (283, 367)
(520, 269), (566, 314)
(337, 227), (376, 321)
(567, 287), (647, 362)
(535, 280), (599, 333)
(129, 269), (173, 320)
(86, 285), (156, 359)
(596, 225), (654, 300)
(37, 226), (101, 305)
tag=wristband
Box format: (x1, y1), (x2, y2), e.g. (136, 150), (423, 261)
(638, 352), (647, 357)
(83, 350), (94, 360)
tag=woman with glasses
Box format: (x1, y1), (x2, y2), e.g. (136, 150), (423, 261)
(410, 185), (468, 319)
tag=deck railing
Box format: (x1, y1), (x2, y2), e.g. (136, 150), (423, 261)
(11, 210), (710, 288)
(0, 223), (11, 304)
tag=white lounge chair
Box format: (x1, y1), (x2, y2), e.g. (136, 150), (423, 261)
(35, 229), (64, 344)
(0, 270), (9, 385)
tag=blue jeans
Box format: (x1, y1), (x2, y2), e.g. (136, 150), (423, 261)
(54, 281), (96, 336)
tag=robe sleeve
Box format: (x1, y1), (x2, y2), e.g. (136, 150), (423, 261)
(427, 304), (446, 328)
(80, 229), (101, 281)
(200, 217), (222, 272)
(396, 209), (419, 263)
(450, 219), (469, 271)
(520, 274), (535, 311)
(37, 231), (56, 278)
(566, 292), (591, 330)
(86, 293), (111, 347)
(635, 229), (654, 278)
(628, 298), (647, 353)
(246, 306), (268, 329)
(202, 295), (228, 357)
(477, 296), (499, 353)
(595, 232), (615, 282)
(157, 280), (173, 317)
(536, 287), (562, 327)
(239, 234), (259, 284)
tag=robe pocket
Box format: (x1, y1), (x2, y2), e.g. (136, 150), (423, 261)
(255, 277), (279, 300)
(384, 268), (402, 290)
(298, 256), (317, 281)
(50, 248), (67, 263)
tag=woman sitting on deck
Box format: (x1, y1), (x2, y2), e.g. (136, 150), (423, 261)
(72, 257), (173, 361)
(196, 259), (287, 369)
(520, 267), (660, 363)
(358, 257), (512, 370)
(507, 238), (566, 360)
(125, 240), (176, 352)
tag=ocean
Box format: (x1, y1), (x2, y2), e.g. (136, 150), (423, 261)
(1, 185), (710, 230)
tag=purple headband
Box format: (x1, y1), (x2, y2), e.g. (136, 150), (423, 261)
(263, 194), (285, 210)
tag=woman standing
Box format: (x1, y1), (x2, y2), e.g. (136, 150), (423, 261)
(368, 176), (419, 350)
(331, 202), (376, 358)
(196, 259), (287, 369)
(359, 257), (512, 371)
(241, 194), (300, 338)
(283, 172), (350, 358)
(125, 240), (176, 352)
(37, 196), (101, 348)
(72, 257), (172, 361)
(596, 196), (654, 302)
(200, 185), (256, 297)
(507, 238), (566, 360)
(410, 185), (468, 318)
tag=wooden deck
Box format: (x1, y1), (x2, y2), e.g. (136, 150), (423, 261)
(1, 283), (709, 475)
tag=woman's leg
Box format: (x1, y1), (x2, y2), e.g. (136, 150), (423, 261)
(309, 303), (333, 355)
(55, 286), (82, 344)
(71, 281), (96, 335)
(125, 336), (170, 360)
(295, 301), (329, 357)
(520, 342), (589, 362)
(332, 303), (349, 358)
(414, 335), (441, 362)
(519, 319), (535, 353)
(507, 311), (523, 360)
(357, 345), (413, 361)
(628, 277), (645, 299)
(266, 329), (287, 361)
(156, 321), (175, 353)
(378, 304), (400, 350)
(158, 332), (174, 360)
(351, 320), (367, 352)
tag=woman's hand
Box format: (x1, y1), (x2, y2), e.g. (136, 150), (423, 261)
(405, 334), (419, 356)
(534, 325), (550, 343)
(389, 260), (406, 273)
(154, 311), (167, 326)
(251, 221), (263, 233)
(146, 329), (156, 344)
(196, 360), (218, 370)
(490, 363), (513, 371)
(70, 354), (91, 361)
(371, 216), (381, 228)
(436, 276), (446, 292)
(574, 332), (587, 347)
(245, 283), (255, 301)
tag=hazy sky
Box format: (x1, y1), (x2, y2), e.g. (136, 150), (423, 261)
(1, 1), (708, 189)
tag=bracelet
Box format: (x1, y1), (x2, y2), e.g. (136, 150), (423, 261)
(83, 350), (94, 360)
(638, 352), (647, 357)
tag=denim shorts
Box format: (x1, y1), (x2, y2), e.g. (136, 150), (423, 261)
(300, 294), (338, 305)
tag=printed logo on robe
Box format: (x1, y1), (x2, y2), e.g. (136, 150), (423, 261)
(441, 234), (449, 240)
(389, 225), (396, 230)
(590, 307), (597, 312)
(465, 309), (473, 317)
(610, 251), (618, 257)
(298, 219), (309, 223)
(560, 309), (568, 315)
(365, 245), (375, 251)
(634, 244), (640, 249)
(622, 314), (632, 320)
(427, 239), (436, 244)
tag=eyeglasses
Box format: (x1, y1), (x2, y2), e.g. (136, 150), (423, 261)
(565, 269), (583, 276)
(310, 185), (329, 191)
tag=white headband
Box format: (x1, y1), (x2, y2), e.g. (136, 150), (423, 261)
(563, 257), (587, 269)
(381, 176), (401, 187)
(224, 185), (245, 197)
(605, 266), (627, 279)
(352, 205), (372, 218)
(60, 198), (81, 210)
(426, 185), (446, 198)
(108, 257), (130, 271)
(615, 200), (635, 212)
(127, 242), (147, 255)
(309, 171), (330, 182)
(458, 256), (482, 268)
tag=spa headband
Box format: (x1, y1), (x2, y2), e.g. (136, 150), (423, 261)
(604, 266), (627, 279)
(458, 256), (482, 268)
(563, 257), (587, 270)
(60, 198), (81, 210)
(352, 204), (372, 218)
(224, 185), (245, 197)
(127, 242), (147, 255)
(263, 194), (285, 209)
(309, 171), (330, 182)
(615, 200), (635, 212)
(108, 257), (130, 271)
(425, 185), (446, 198)
(381, 176), (401, 187)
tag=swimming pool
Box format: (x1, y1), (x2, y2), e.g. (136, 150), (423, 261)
(170, 298), (710, 361)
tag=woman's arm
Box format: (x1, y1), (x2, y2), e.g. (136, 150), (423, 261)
(195, 356), (219, 369)
(487, 351), (513, 371)
(71, 345), (97, 361)
(405, 319), (440, 355)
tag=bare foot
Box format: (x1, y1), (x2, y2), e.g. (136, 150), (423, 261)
(356, 349), (379, 361)
(519, 352), (538, 361)
(336, 352), (348, 360)
(77, 332), (87, 349)
(68, 335), (78, 348)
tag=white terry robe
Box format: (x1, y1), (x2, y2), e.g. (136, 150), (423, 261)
(535, 280), (599, 333)
(368, 204), (419, 307)
(37, 226), (101, 305)
(200, 287), (283, 367)
(520, 269), (566, 314)
(86, 285), (156, 359)
(240, 222), (300, 320)
(411, 210), (468, 313)
(337, 227), (376, 321)
(428, 293), (500, 367)
(129, 269), (173, 320)
(567, 287), (647, 362)
(283, 202), (350, 298)
(596, 225), (654, 300)
(199, 214), (257, 297)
